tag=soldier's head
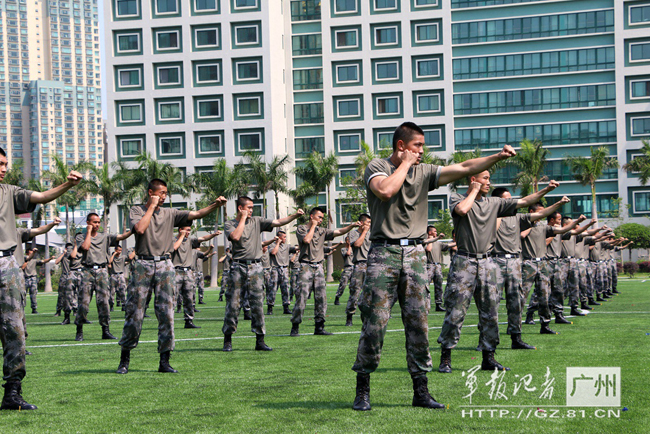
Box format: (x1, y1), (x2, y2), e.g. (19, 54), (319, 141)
(236, 196), (255, 218)
(262, 245), (268, 253)
(179, 226), (191, 236)
(547, 211), (562, 226)
(427, 225), (437, 237)
(528, 202), (544, 213)
(86, 213), (101, 233)
(65, 242), (73, 251)
(0, 148), (7, 181)
(491, 187), (511, 199)
(115, 245), (123, 254)
(148, 179), (168, 207)
(277, 231), (287, 243)
(359, 213), (371, 229)
(562, 216), (573, 226)
(469, 171), (491, 194)
(309, 207), (325, 225)
(392, 122), (425, 165)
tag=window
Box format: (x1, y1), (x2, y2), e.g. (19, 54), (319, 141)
(117, 67), (141, 88)
(334, 0), (357, 14)
(335, 63), (359, 84)
(237, 131), (263, 152)
(294, 103), (324, 124)
(197, 98), (221, 119)
(291, 0), (321, 21)
(414, 23), (439, 43)
(194, 0), (218, 12)
(337, 133), (361, 152)
(116, 32), (140, 53)
(423, 128), (442, 148)
(338, 168), (357, 187)
(118, 136), (143, 157)
(375, 130), (392, 149)
(374, 60), (399, 81)
(630, 5), (650, 25)
(295, 137), (325, 158)
(293, 68), (323, 90)
(155, 64), (182, 87)
(416, 93), (440, 114)
(374, 0), (397, 10)
(115, 0), (138, 17)
(415, 0), (438, 6)
(235, 95), (262, 117)
(634, 191), (650, 213)
(337, 99), (360, 118)
(631, 116), (650, 137)
(630, 42), (650, 62)
(194, 62), (221, 84)
(155, 29), (180, 51)
(194, 27), (219, 49)
(196, 131), (223, 154)
(428, 198), (445, 221)
(414, 57), (440, 79)
(156, 0), (178, 14)
(375, 95), (400, 116)
(233, 23), (259, 46)
(334, 29), (358, 49)
(158, 135), (183, 156)
(157, 99), (183, 122)
(374, 25), (398, 46)
(292, 34), (322, 56)
(630, 79), (650, 99)
(234, 0), (257, 9)
(117, 101), (143, 123)
(233, 58), (261, 82)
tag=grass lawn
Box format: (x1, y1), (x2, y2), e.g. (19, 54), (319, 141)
(2, 280), (648, 433)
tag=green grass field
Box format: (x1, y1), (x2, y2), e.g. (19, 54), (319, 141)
(2, 280), (648, 433)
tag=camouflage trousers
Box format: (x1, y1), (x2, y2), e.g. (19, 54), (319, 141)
(590, 262), (604, 296)
(427, 262), (444, 305)
(600, 262), (610, 293)
(268, 266), (290, 307)
(56, 274), (68, 312)
(119, 259), (176, 353)
(610, 260), (618, 292)
(291, 262), (327, 325)
(335, 265), (354, 298)
(111, 273), (127, 307)
(0, 256), (27, 382)
(76, 268), (111, 328)
(578, 260), (593, 301)
(290, 265), (300, 300)
(530, 259), (564, 316)
(346, 261), (367, 315)
(560, 258), (580, 309)
(522, 259), (552, 323)
(494, 256), (523, 335)
(175, 269), (195, 322)
(438, 255), (499, 351)
(195, 271), (204, 302)
(24, 275), (38, 312)
(219, 270), (230, 298)
(353, 245), (432, 375)
(222, 262), (265, 336)
(64, 270), (81, 312)
(263, 269), (271, 303)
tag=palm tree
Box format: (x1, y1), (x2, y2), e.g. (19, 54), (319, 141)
(4, 159), (25, 187)
(511, 139), (550, 196)
(130, 152), (194, 207)
(567, 146), (620, 218)
(266, 155), (291, 219)
(623, 140), (650, 185)
(446, 148), (483, 192)
(83, 161), (130, 231)
(292, 151), (339, 281)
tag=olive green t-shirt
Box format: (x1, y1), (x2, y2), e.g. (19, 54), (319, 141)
(561, 233), (577, 258)
(61, 249), (72, 275)
(261, 249), (271, 269)
(130, 205), (191, 257)
(270, 242), (290, 267)
(521, 221), (555, 259)
(172, 236), (200, 268)
(193, 250), (206, 272)
(589, 239), (601, 261)
(0, 185), (36, 251)
(341, 247), (353, 267)
(348, 229), (371, 263)
(111, 253), (126, 274)
(225, 217), (274, 261)
(14, 228), (32, 267)
(494, 214), (531, 255)
(24, 254), (42, 276)
(296, 225), (335, 263)
(546, 229), (563, 259)
(450, 194), (519, 254)
(429, 241), (449, 263)
(75, 231), (119, 266)
(223, 252), (232, 271)
(365, 158), (441, 241)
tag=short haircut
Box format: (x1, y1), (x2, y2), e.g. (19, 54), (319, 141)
(547, 211), (561, 223)
(427, 225), (435, 232)
(561, 216), (571, 225)
(65, 243), (73, 248)
(148, 178), (167, 192)
(277, 230), (286, 236)
(86, 212), (100, 222)
(310, 207), (325, 216)
(236, 196), (254, 209)
(359, 213), (371, 222)
(115, 245), (122, 250)
(528, 202), (544, 213)
(491, 187), (509, 198)
(0, 148), (6, 157)
(392, 122), (424, 151)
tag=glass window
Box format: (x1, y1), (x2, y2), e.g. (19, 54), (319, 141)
(198, 134), (221, 153)
(156, 31), (179, 50)
(195, 0), (217, 11)
(116, 0), (138, 16)
(118, 69), (140, 87)
(293, 69), (323, 90)
(121, 138), (141, 156)
(336, 64), (358, 83)
(156, 0), (178, 14)
(237, 96), (260, 116)
(375, 26), (397, 45)
(335, 0), (357, 13)
(235, 61), (260, 80)
(335, 30), (357, 48)
(159, 137), (182, 155)
(339, 169), (357, 187)
(417, 94), (440, 113)
(292, 34), (322, 55)
(196, 63), (220, 83)
(235, 0), (257, 8)
(415, 23), (438, 42)
(157, 66), (180, 85)
(375, 61), (398, 80)
(416, 58), (440, 78)
(119, 103), (141, 122)
(198, 100), (221, 118)
(632, 117), (650, 136)
(634, 191), (650, 212)
(376, 132), (392, 149)
(631, 42), (650, 61)
(631, 79), (650, 99)
(416, 0), (438, 5)
(238, 132), (262, 151)
(376, 97), (399, 115)
(117, 34), (139, 52)
(423, 129), (441, 148)
(338, 99), (359, 117)
(630, 5), (650, 24)
(295, 137), (325, 158)
(159, 101), (181, 120)
(338, 134), (360, 151)
(195, 28), (218, 47)
(235, 25), (258, 45)
(291, 0), (321, 21)
(294, 103), (324, 124)
(375, 0), (396, 9)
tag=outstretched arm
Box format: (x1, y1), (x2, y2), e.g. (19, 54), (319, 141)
(272, 210), (304, 228)
(571, 218), (596, 235)
(29, 217), (62, 237)
(529, 196), (571, 222)
(188, 197), (227, 221)
(517, 181), (559, 209)
(198, 231), (221, 242)
(116, 230), (132, 242)
(438, 145), (516, 186)
(333, 222), (361, 238)
(30, 172), (83, 204)
(452, 182), (481, 217)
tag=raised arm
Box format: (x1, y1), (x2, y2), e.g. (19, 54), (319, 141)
(517, 181), (559, 209)
(552, 215), (584, 235)
(188, 197), (227, 221)
(116, 230), (133, 242)
(368, 151), (419, 202)
(80, 226), (93, 251)
(262, 238), (275, 248)
(333, 222), (361, 238)
(133, 198), (159, 235)
(272, 210), (305, 228)
(30, 171), (83, 204)
(438, 145), (516, 186)
(571, 218), (595, 235)
(452, 182), (481, 217)
(529, 197), (571, 223)
(270, 238), (281, 256)
(29, 217), (62, 237)
(173, 232), (187, 251)
(70, 244), (78, 259)
(109, 251), (117, 265)
(198, 231), (221, 243)
(353, 225), (370, 248)
(54, 251), (65, 265)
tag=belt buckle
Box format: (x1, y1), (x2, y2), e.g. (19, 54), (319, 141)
(476, 253), (485, 259)
(154, 256), (161, 261)
(0, 252), (4, 257)
(93, 265), (99, 269)
(505, 254), (512, 259)
(400, 239), (408, 246)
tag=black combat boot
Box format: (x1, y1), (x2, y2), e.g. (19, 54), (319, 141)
(596, 294), (605, 302)
(61, 312), (71, 325)
(540, 321), (558, 334)
(481, 350), (510, 371)
(438, 348), (452, 373)
(412, 375), (445, 409)
(581, 302), (593, 310)
(290, 323), (300, 337)
(158, 351), (178, 373)
(184, 320), (201, 329)
(345, 314), (353, 327)
(243, 310), (252, 320)
(223, 334), (232, 352)
(0, 381), (37, 410)
(314, 320), (333, 335)
(75, 324), (83, 341)
(116, 349), (130, 374)
(217, 295), (223, 302)
(82, 318), (92, 324)
(524, 312), (535, 325)
(102, 326), (117, 340)
(588, 297), (601, 306)
(435, 303), (445, 312)
(570, 307), (586, 316)
(612, 288), (620, 294)
(511, 333), (535, 350)
(267, 305), (273, 315)
(54, 310), (61, 317)
(554, 313), (572, 324)
(283, 305), (291, 315)
(255, 334), (273, 351)
(334, 296), (340, 306)
(352, 373), (371, 411)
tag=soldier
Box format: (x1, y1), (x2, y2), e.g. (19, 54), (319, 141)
(73, 213), (132, 341)
(21, 248), (54, 314)
(55, 242), (74, 323)
(0, 147), (82, 410)
(289, 246), (300, 301)
(588, 230), (614, 302)
(612, 239), (632, 294)
(334, 239), (353, 306)
(344, 214), (371, 327)
(217, 247), (232, 303)
(193, 246), (216, 305)
(490, 186), (570, 350)
(222, 196), (303, 352)
(267, 231), (296, 315)
(261, 244), (272, 307)
(172, 226), (219, 329)
(572, 225), (606, 309)
(116, 179), (226, 374)
(109, 245), (135, 311)
(424, 226), (453, 313)
(290, 208), (358, 337)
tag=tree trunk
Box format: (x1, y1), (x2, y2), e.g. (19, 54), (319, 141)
(65, 206), (70, 243)
(326, 185), (333, 282)
(275, 191), (280, 219)
(104, 199), (110, 233)
(591, 182), (598, 219)
(210, 207), (223, 288)
(44, 226), (52, 292)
